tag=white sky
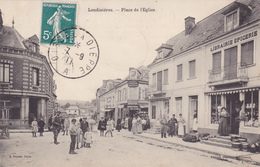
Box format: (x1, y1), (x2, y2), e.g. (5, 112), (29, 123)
(1, 0), (234, 102)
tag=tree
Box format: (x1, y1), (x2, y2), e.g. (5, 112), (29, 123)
(64, 102), (70, 109)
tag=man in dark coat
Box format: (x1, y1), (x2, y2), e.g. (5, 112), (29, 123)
(97, 117), (106, 137)
(167, 114), (178, 137)
(80, 117), (89, 148)
(128, 116), (132, 131)
(52, 111), (61, 144)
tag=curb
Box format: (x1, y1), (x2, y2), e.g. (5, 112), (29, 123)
(134, 134), (260, 166)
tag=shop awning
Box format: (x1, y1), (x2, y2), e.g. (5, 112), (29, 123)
(205, 87), (260, 95)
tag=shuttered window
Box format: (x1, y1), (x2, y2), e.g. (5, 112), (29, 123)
(212, 52), (221, 73)
(241, 41), (254, 66)
(189, 60), (196, 78)
(157, 71), (162, 91)
(177, 64), (183, 81)
(0, 63), (10, 83)
(163, 69), (168, 84)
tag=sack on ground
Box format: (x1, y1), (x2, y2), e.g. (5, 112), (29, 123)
(182, 134), (199, 142)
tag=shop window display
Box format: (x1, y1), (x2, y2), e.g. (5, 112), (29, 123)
(244, 91), (259, 127)
(211, 95), (221, 124)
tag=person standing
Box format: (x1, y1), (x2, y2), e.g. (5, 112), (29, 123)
(31, 117), (38, 137)
(63, 116), (70, 136)
(97, 117), (106, 137)
(142, 117), (147, 131)
(131, 115), (137, 134)
(38, 118), (45, 137)
(167, 114), (177, 137)
(124, 115), (129, 130)
(192, 110), (198, 132)
(128, 116), (133, 131)
(116, 118), (122, 132)
(52, 111), (61, 144)
(136, 115), (142, 134)
(146, 117), (150, 129)
(76, 122), (82, 149)
(160, 116), (168, 138)
(177, 114), (185, 138)
(80, 117), (89, 148)
(48, 116), (52, 131)
(69, 119), (77, 154)
(218, 107), (229, 136)
(105, 118), (113, 137)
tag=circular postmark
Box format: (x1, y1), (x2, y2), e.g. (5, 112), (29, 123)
(48, 27), (99, 79)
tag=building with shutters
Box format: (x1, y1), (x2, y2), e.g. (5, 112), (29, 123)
(148, 0), (260, 142)
(97, 66), (149, 121)
(0, 11), (57, 128)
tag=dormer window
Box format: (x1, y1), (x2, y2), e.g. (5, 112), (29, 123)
(157, 51), (163, 59)
(225, 9), (239, 32)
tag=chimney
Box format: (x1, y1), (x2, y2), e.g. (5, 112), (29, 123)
(0, 9), (3, 30)
(185, 16), (195, 35)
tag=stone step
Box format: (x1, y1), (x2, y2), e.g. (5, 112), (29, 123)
(200, 139), (232, 148)
(208, 137), (231, 145)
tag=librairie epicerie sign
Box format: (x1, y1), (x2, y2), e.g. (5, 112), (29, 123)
(210, 31), (257, 52)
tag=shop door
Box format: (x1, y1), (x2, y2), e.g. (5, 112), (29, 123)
(189, 96), (198, 132)
(226, 93), (239, 134)
(224, 46), (237, 80)
(29, 98), (38, 125)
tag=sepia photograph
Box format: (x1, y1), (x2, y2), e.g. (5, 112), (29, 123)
(0, 0), (260, 166)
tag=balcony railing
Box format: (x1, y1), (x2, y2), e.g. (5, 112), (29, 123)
(208, 63), (248, 83)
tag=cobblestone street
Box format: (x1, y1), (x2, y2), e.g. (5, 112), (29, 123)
(0, 130), (256, 167)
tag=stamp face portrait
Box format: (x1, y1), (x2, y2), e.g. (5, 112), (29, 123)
(48, 27), (99, 79)
(41, 2), (77, 45)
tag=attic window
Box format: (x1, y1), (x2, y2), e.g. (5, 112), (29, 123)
(157, 51), (163, 59)
(225, 9), (239, 32)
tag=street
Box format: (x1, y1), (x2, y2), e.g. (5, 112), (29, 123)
(0, 130), (256, 167)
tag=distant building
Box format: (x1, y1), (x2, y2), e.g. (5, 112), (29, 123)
(97, 66), (149, 121)
(65, 105), (81, 116)
(0, 10), (57, 128)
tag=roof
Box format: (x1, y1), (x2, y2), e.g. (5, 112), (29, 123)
(66, 105), (80, 110)
(151, 0), (260, 64)
(0, 25), (26, 49)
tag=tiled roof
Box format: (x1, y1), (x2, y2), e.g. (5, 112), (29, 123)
(0, 26), (26, 49)
(152, 0), (260, 64)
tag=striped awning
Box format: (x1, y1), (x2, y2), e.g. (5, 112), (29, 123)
(205, 87), (260, 95)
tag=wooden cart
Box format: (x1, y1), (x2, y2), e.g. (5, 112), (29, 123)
(0, 100), (11, 138)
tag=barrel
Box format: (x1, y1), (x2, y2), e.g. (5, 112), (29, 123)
(232, 142), (241, 151)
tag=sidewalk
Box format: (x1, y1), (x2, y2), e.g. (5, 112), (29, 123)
(120, 130), (260, 165)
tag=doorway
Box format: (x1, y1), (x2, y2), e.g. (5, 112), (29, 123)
(226, 93), (239, 134)
(189, 96), (198, 132)
(29, 98), (38, 125)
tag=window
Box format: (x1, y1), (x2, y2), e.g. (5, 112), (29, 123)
(118, 91), (121, 102)
(189, 60), (196, 78)
(157, 71), (162, 91)
(152, 73), (156, 87)
(226, 11), (239, 32)
(241, 41), (254, 66)
(211, 95), (221, 124)
(177, 64), (183, 81)
(157, 51), (163, 59)
(0, 63), (10, 83)
(32, 68), (39, 86)
(163, 69), (168, 84)
(212, 52), (221, 73)
(152, 106), (156, 119)
(244, 90), (259, 127)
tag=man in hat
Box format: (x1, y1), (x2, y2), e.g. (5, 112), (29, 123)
(69, 119), (77, 154)
(80, 117), (89, 148)
(52, 111), (61, 144)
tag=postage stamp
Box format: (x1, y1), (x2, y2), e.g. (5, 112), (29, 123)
(48, 27), (100, 79)
(40, 2), (77, 45)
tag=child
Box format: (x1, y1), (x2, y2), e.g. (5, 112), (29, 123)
(83, 130), (92, 148)
(69, 119), (77, 154)
(31, 117), (38, 137)
(76, 122), (82, 149)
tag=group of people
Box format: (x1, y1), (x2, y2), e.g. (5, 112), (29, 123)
(160, 114), (186, 138)
(31, 117), (45, 137)
(97, 117), (115, 137)
(126, 115), (150, 134)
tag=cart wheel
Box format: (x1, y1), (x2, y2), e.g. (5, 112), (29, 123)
(5, 126), (9, 137)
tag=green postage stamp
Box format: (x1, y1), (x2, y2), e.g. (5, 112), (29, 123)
(41, 2), (77, 45)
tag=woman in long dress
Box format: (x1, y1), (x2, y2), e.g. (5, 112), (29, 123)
(136, 115), (143, 134)
(218, 107), (229, 136)
(131, 116), (137, 134)
(177, 114), (185, 137)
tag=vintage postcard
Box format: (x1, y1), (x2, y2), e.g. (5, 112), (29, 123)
(1, 0), (260, 167)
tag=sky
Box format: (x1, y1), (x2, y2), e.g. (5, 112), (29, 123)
(1, 0), (235, 102)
